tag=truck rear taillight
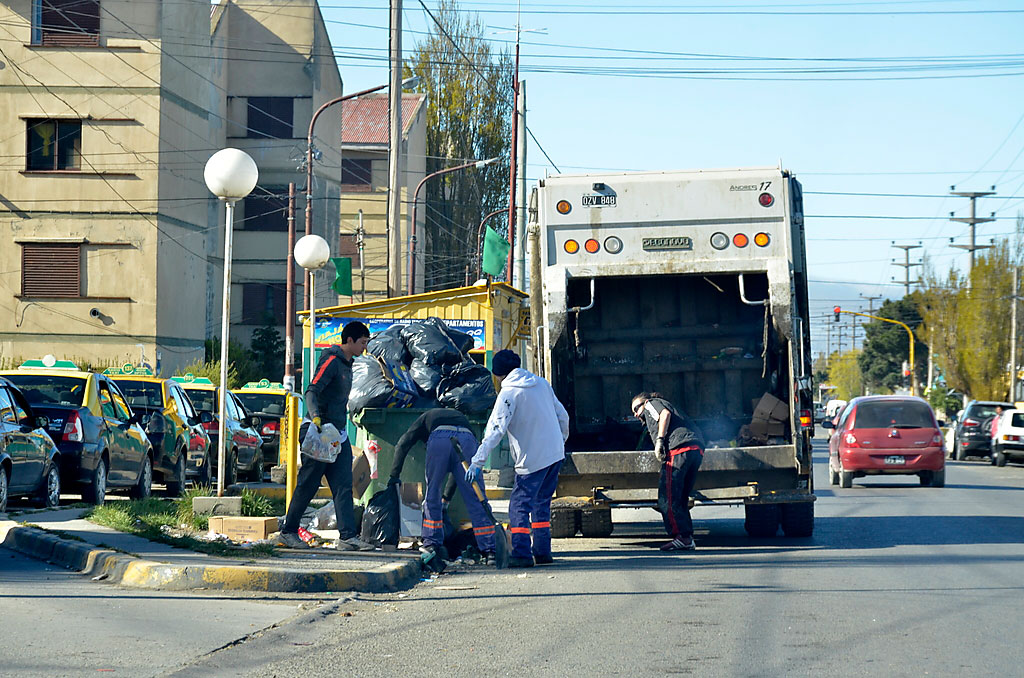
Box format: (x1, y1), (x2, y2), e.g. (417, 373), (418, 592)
(63, 411), (84, 443)
(759, 192), (774, 207)
(584, 239), (600, 253)
(603, 236), (623, 254)
(754, 232), (771, 247)
(710, 232), (729, 250)
(564, 239), (579, 254)
(733, 233), (749, 248)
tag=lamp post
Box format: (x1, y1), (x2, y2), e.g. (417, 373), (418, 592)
(302, 76), (421, 308)
(204, 148), (258, 498)
(295, 234), (331, 390)
(408, 157), (500, 295)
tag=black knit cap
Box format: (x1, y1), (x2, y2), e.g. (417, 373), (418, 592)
(491, 349), (521, 377)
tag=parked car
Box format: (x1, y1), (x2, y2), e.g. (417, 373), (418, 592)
(175, 378), (263, 485)
(0, 377), (61, 512)
(0, 359), (153, 503)
(232, 380), (291, 475)
(991, 409), (1024, 467)
(823, 395), (945, 488)
(108, 370), (212, 495)
(952, 400), (1012, 461)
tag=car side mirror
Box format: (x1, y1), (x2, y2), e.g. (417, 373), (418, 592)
(249, 415), (261, 429)
(35, 415), (49, 430)
(128, 411), (142, 425)
(200, 411), (214, 424)
(821, 420), (834, 429)
(937, 420), (946, 428)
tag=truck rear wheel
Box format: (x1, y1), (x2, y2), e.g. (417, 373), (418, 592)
(744, 504), (780, 537)
(779, 502), (814, 537)
(550, 507), (579, 538)
(579, 506), (613, 538)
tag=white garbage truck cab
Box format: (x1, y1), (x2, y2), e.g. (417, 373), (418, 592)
(531, 167), (815, 539)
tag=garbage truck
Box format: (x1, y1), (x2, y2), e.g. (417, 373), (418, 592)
(530, 167), (815, 538)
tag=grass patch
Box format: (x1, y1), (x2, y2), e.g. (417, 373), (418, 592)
(84, 488), (284, 558)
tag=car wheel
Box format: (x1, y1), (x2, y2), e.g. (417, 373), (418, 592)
(246, 448), (265, 483)
(225, 450), (237, 487)
(955, 444), (967, 461)
(130, 455), (153, 500)
(744, 503), (780, 537)
(839, 460), (854, 489)
(829, 462), (839, 486)
(0, 467), (9, 513)
(165, 452), (186, 497)
(37, 464), (61, 508)
(918, 471), (933, 486)
(780, 502), (814, 537)
(994, 446), (1007, 467)
(82, 458), (107, 505)
(930, 467), (946, 488)
(197, 452), (212, 488)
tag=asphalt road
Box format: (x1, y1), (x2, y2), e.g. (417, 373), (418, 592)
(4, 438), (1024, 677)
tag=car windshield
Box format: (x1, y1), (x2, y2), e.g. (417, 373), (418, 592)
(4, 374), (86, 406)
(184, 388), (217, 413)
(969, 405), (1004, 420)
(235, 393), (285, 416)
(114, 380), (163, 409)
(854, 400), (934, 429)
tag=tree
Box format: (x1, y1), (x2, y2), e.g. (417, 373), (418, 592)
(828, 349), (863, 400)
(251, 323), (284, 379)
(857, 295), (927, 393)
(405, 0), (514, 290)
(203, 338), (260, 387)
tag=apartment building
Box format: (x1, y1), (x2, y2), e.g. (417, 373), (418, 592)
(0, 0), (342, 373)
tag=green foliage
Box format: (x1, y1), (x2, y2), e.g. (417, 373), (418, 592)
(926, 385), (961, 420)
(828, 349), (864, 400)
(250, 324), (284, 380)
(179, 358), (237, 388)
(920, 233), (1019, 401)
(404, 0), (514, 289)
(240, 488), (285, 517)
(857, 296), (927, 393)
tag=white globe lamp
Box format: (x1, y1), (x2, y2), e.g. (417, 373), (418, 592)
(295, 234), (331, 382)
(204, 148), (258, 497)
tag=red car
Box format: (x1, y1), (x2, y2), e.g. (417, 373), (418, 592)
(823, 395), (945, 488)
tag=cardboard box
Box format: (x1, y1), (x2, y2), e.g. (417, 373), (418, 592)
(399, 482), (424, 538)
(208, 516), (278, 542)
(748, 419), (785, 438)
(352, 451), (371, 498)
(753, 393), (789, 422)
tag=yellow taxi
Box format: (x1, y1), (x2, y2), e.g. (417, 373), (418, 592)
(0, 358), (152, 504)
(232, 379), (293, 470)
(105, 367), (212, 495)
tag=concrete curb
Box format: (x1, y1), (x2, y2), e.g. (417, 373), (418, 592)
(0, 522), (420, 594)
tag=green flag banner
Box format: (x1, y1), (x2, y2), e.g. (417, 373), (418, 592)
(482, 226), (510, 277)
(331, 257), (352, 296)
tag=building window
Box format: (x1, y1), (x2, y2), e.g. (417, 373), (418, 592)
(26, 119), (82, 171)
(247, 97), (293, 139)
(21, 243), (81, 298)
(341, 158), (372, 188)
(241, 283), (286, 325)
(32, 0), (101, 47)
(242, 187), (288, 231)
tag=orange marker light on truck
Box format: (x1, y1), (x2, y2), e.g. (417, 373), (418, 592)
(564, 239), (580, 254)
(754, 232), (771, 247)
(556, 200), (572, 214)
(733, 233), (749, 248)
(584, 239), (600, 253)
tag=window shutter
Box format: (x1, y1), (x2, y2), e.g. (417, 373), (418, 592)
(40, 0), (100, 46)
(21, 243), (81, 297)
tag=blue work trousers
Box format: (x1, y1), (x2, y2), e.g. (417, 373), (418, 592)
(422, 430), (496, 553)
(508, 460), (562, 559)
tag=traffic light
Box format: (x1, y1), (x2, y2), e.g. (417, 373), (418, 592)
(833, 306), (841, 322)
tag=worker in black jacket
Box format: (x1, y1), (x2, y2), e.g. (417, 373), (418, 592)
(631, 392), (705, 552)
(276, 321), (374, 551)
(389, 408), (498, 566)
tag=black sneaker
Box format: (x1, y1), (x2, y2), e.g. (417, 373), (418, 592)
(483, 551), (497, 567)
(534, 554), (554, 565)
(508, 556), (534, 568)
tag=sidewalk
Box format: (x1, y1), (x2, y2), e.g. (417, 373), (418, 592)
(0, 507), (421, 594)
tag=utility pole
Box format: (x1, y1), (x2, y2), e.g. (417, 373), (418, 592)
(837, 323), (845, 357)
(891, 242), (923, 295)
(514, 79), (527, 289)
(949, 186), (996, 280)
(386, 0), (404, 297)
(1012, 267), (1019, 402)
(505, 12), (521, 281)
(826, 318), (832, 359)
(860, 293), (882, 315)
(284, 183), (296, 391)
(356, 210), (366, 302)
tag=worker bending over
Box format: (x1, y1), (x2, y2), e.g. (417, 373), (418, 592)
(470, 350), (569, 568)
(389, 407), (498, 567)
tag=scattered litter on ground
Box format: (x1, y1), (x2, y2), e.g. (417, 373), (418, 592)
(434, 585), (477, 590)
(516, 573), (528, 579)
(91, 574), (109, 581)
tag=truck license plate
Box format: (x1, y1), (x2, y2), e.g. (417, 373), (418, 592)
(642, 236), (693, 251)
(582, 194), (616, 207)
(884, 455), (906, 465)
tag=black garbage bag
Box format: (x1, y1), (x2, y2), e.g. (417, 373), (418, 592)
(360, 486), (400, 547)
(437, 361), (497, 413)
(402, 317), (464, 366)
(443, 326), (475, 355)
(367, 324), (409, 365)
(409, 358), (444, 398)
(349, 355), (417, 413)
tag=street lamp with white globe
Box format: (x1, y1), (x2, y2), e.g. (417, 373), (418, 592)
(204, 148), (258, 497)
(294, 234), (331, 378)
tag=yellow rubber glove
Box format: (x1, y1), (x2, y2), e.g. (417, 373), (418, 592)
(312, 416), (322, 431)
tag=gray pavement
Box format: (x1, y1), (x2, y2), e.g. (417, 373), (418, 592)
(168, 438), (1024, 678)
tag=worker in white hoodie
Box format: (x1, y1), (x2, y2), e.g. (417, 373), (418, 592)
(466, 349), (569, 568)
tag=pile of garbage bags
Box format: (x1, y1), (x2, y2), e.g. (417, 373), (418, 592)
(349, 317), (496, 414)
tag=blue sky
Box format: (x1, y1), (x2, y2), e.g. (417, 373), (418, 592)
(315, 0), (1024, 354)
